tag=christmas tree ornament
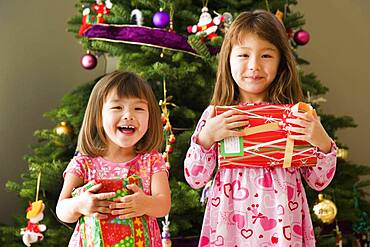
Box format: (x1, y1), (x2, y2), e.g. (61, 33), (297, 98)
(166, 145), (173, 154)
(20, 173), (46, 247)
(275, 9), (284, 23)
(293, 29), (310, 45)
(152, 9), (170, 28)
(92, 0), (112, 23)
(335, 221), (343, 247)
(131, 9), (143, 25)
(168, 134), (176, 144)
(187, 6), (224, 46)
(162, 152), (168, 161)
(337, 148), (349, 160)
(55, 121), (73, 136)
(159, 78), (177, 171)
(313, 194), (337, 224)
(79, 5), (95, 36)
(221, 12), (233, 33)
(80, 51), (97, 70)
(161, 215), (172, 247)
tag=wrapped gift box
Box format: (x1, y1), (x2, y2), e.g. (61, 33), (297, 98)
(72, 175), (150, 247)
(215, 103), (317, 168)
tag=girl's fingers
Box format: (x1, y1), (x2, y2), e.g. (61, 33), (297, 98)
(287, 126), (307, 134)
(96, 206), (111, 214)
(115, 195), (133, 203)
(92, 212), (109, 219)
(94, 192), (116, 200)
(220, 109), (240, 119)
(229, 130), (245, 137)
(227, 114), (249, 123)
(285, 118), (309, 127)
(114, 208), (134, 217)
(97, 200), (114, 207)
(109, 202), (128, 209)
(287, 134), (307, 141)
(86, 183), (102, 193)
(208, 105), (216, 118)
(292, 111), (314, 121)
(227, 121), (249, 130)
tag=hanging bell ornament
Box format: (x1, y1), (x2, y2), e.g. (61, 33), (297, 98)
(55, 122), (73, 136)
(337, 148), (349, 160)
(313, 194), (337, 224)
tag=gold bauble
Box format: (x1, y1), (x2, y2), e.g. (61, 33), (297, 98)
(336, 148), (349, 160)
(313, 194), (337, 224)
(55, 121), (73, 136)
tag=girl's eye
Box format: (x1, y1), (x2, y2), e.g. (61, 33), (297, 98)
(135, 107), (145, 111)
(237, 54), (249, 58)
(262, 54), (273, 58)
(111, 106), (122, 110)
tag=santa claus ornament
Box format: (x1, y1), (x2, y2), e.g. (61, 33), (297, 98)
(187, 6), (224, 46)
(20, 173), (47, 247)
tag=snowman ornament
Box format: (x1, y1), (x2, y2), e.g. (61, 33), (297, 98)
(20, 201), (47, 247)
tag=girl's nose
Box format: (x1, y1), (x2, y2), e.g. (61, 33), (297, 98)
(248, 56), (260, 71)
(123, 111), (134, 120)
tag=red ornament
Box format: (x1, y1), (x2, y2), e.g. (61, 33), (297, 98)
(293, 29), (310, 45)
(164, 123), (172, 131)
(165, 162), (171, 170)
(166, 145), (173, 153)
(168, 134), (176, 144)
(161, 114), (167, 125)
(162, 152), (168, 161)
(81, 53), (97, 70)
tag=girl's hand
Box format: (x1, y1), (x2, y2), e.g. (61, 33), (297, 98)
(286, 110), (332, 153)
(198, 106), (249, 150)
(109, 184), (148, 219)
(77, 182), (116, 219)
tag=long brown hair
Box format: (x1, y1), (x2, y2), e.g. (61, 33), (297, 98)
(77, 71), (163, 156)
(211, 10), (304, 105)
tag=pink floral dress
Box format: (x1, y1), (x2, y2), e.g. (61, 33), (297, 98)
(184, 106), (337, 247)
(64, 151), (166, 247)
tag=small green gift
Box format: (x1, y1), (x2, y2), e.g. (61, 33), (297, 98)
(72, 175), (150, 247)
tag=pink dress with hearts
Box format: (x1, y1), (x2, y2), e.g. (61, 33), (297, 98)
(184, 106), (337, 247)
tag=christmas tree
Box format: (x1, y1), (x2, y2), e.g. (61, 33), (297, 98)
(1, 0), (370, 246)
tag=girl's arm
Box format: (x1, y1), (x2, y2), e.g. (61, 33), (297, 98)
(286, 110), (337, 190)
(110, 171), (171, 218)
(184, 106), (218, 189)
(300, 141), (337, 191)
(56, 173), (115, 223)
(184, 106), (248, 189)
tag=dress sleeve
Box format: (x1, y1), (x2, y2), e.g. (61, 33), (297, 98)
(63, 156), (88, 180)
(300, 140), (337, 191)
(149, 151), (167, 176)
(184, 106), (218, 189)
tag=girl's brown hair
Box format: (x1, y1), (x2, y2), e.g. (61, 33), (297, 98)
(211, 10), (304, 105)
(77, 71), (163, 156)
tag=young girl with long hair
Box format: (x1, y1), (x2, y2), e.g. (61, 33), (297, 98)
(185, 10), (336, 246)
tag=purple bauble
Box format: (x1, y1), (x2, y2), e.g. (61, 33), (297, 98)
(293, 29), (310, 45)
(80, 53), (97, 70)
(152, 11), (170, 28)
